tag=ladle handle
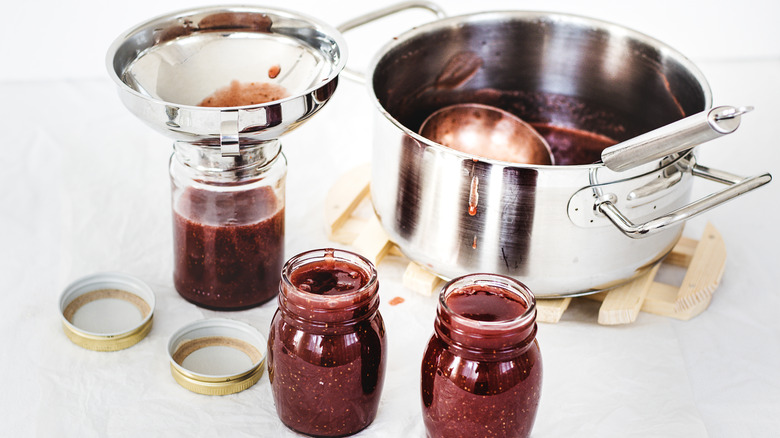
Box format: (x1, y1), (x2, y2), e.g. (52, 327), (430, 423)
(337, 1), (447, 83)
(601, 106), (752, 172)
(597, 164), (772, 238)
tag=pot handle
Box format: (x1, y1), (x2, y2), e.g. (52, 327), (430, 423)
(596, 164), (771, 238)
(337, 1), (447, 83)
(601, 106), (752, 172)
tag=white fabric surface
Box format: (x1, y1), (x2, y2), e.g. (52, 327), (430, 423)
(2, 1), (779, 437)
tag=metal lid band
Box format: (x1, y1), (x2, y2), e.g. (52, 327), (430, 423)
(59, 273), (156, 352)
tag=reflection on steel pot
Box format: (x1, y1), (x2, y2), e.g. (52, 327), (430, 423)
(341, 3), (772, 297)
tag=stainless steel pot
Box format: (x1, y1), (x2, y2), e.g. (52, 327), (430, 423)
(342, 3), (771, 297)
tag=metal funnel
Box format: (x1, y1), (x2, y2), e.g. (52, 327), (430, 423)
(107, 5), (347, 154)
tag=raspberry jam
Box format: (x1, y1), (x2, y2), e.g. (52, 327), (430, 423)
(268, 249), (386, 437)
(172, 185), (284, 310)
(421, 274), (542, 438)
(169, 141), (286, 310)
(287, 259), (368, 295)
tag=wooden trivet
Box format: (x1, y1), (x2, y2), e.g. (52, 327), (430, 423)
(325, 164), (726, 325)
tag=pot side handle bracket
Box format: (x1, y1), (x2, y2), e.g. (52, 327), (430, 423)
(595, 165), (771, 238)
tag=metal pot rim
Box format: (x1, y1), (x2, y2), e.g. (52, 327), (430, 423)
(366, 10), (714, 171)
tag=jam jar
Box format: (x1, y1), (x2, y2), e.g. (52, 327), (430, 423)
(268, 249), (387, 436)
(421, 274), (542, 438)
(170, 140), (286, 310)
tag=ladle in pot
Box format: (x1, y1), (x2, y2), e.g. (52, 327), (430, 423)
(419, 103), (555, 165)
(420, 103), (752, 170)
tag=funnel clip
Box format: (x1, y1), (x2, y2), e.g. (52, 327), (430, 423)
(220, 111), (240, 156)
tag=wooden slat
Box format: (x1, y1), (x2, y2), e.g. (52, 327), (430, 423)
(644, 281), (712, 321)
(325, 163), (371, 244)
(590, 276), (716, 321)
(351, 214), (393, 265)
(331, 217), (368, 246)
(388, 245), (405, 258)
(597, 264), (659, 325)
(536, 298), (572, 324)
(674, 223), (726, 312)
(665, 237), (698, 267)
(641, 282), (680, 317)
(402, 262), (442, 297)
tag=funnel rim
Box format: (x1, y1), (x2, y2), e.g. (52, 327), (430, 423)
(105, 4), (348, 111)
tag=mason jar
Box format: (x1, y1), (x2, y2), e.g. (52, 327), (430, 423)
(421, 273), (542, 438)
(169, 140), (286, 310)
(268, 248), (386, 436)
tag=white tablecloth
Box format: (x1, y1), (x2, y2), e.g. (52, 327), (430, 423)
(2, 1), (779, 437)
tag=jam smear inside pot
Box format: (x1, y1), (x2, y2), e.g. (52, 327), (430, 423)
(532, 123), (617, 165)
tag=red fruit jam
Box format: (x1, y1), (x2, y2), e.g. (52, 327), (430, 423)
(269, 249), (386, 437)
(288, 261), (368, 295)
(531, 123), (617, 165)
(198, 79), (289, 107)
(422, 274), (542, 438)
(173, 185), (284, 310)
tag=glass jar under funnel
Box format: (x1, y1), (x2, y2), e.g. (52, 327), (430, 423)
(107, 6), (347, 309)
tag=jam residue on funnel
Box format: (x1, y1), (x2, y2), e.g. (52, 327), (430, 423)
(199, 80), (289, 107)
(268, 65), (281, 79)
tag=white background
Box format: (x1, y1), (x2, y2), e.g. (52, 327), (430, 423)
(2, 0), (780, 82)
(2, 0), (779, 437)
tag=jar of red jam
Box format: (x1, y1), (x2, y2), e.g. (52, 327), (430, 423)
(170, 140), (286, 310)
(268, 248), (386, 437)
(421, 274), (542, 438)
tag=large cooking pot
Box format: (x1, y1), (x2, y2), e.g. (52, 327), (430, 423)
(341, 3), (771, 297)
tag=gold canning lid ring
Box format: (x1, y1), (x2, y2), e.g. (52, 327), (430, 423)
(168, 318), (267, 396)
(59, 272), (156, 352)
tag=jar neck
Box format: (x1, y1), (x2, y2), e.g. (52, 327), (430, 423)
(172, 140), (282, 180)
(278, 249), (380, 333)
(434, 274), (537, 360)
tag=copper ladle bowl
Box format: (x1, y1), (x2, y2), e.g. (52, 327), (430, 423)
(419, 103), (555, 165)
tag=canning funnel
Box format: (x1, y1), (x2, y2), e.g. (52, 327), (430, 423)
(106, 5), (347, 155)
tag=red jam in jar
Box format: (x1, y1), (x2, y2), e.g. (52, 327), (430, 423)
(170, 140), (286, 310)
(268, 249), (386, 437)
(173, 186), (284, 310)
(421, 274), (542, 438)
